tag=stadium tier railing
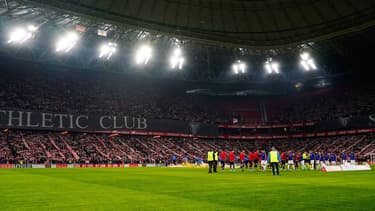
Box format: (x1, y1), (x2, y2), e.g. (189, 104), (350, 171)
(218, 122), (315, 129)
(88, 127), (375, 140)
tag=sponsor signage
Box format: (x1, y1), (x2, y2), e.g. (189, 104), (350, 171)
(321, 164), (371, 172)
(0, 109), (218, 136)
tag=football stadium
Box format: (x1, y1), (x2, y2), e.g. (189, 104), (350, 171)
(0, 0), (375, 210)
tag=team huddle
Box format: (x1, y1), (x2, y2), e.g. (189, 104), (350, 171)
(208, 149), (356, 173)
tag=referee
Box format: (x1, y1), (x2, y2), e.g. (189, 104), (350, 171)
(207, 149), (214, 173)
(213, 151), (218, 173)
(268, 147), (281, 176)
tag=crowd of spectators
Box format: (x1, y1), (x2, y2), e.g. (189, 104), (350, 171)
(268, 88), (375, 124)
(1, 65), (375, 166)
(0, 68), (223, 124)
(1, 67), (375, 125)
(0, 131), (373, 164)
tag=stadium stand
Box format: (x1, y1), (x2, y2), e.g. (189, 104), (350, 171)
(1, 67), (375, 166)
(268, 88), (375, 124)
(1, 131), (373, 164)
(1, 67), (374, 125)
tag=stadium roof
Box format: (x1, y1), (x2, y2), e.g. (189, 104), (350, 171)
(24, 0), (375, 48)
(0, 0), (374, 82)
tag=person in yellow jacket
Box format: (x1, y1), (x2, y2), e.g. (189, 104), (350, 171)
(302, 151), (308, 170)
(213, 151), (218, 173)
(207, 149), (214, 173)
(267, 147), (281, 175)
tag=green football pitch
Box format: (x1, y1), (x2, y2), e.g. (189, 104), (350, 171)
(0, 168), (374, 210)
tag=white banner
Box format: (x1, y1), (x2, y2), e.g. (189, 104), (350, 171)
(31, 164), (46, 168)
(321, 164), (371, 172)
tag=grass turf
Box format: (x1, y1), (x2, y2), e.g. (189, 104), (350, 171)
(0, 168), (374, 210)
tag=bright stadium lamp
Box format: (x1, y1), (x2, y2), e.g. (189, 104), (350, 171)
(265, 58), (280, 74)
(135, 45), (152, 65)
(55, 32), (79, 53)
(300, 52), (317, 71)
(98, 42), (117, 60)
(7, 25), (38, 44)
(232, 60), (246, 74)
(265, 62), (272, 74)
(170, 48), (185, 70)
(271, 62), (280, 74)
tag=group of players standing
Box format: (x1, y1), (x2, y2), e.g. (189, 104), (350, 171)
(215, 150), (356, 172)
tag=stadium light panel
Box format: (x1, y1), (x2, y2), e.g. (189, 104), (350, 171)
(265, 59), (280, 74)
(300, 52), (317, 71)
(265, 63), (272, 74)
(135, 45), (152, 65)
(271, 63), (279, 73)
(232, 64), (239, 74)
(170, 48), (185, 70)
(98, 42), (117, 60)
(239, 63), (246, 73)
(307, 59), (317, 70)
(7, 25), (37, 44)
(55, 32), (79, 53)
(173, 48), (181, 56)
(232, 60), (246, 75)
(300, 52), (310, 60)
(300, 61), (310, 71)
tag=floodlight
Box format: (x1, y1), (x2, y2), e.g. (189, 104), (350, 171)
(300, 61), (310, 71)
(300, 52), (309, 60)
(307, 59), (317, 70)
(99, 42), (117, 60)
(265, 63), (272, 74)
(265, 59), (280, 74)
(135, 45), (152, 65)
(174, 48), (181, 56)
(7, 25), (37, 44)
(239, 63), (246, 73)
(233, 64), (239, 74)
(271, 62), (280, 73)
(55, 31), (79, 53)
(178, 58), (184, 70)
(300, 52), (317, 71)
(170, 48), (184, 70)
(232, 60), (246, 74)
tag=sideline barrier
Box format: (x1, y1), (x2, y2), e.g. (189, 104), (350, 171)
(2, 163), (371, 170)
(73, 164), (125, 168)
(31, 164), (46, 168)
(0, 164), (14, 168)
(321, 163), (371, 172)
(56, 164), (68, 168)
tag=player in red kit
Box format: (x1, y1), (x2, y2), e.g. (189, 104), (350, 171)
(295, 152), (301, 170)
(253, 150), (259, 170)
(248, 151), (254, 171)
(229, 150), (235, 172)
(220, 149), (227, 171)
(281, 152), (287, 169)
(240, 150), (245, 172)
